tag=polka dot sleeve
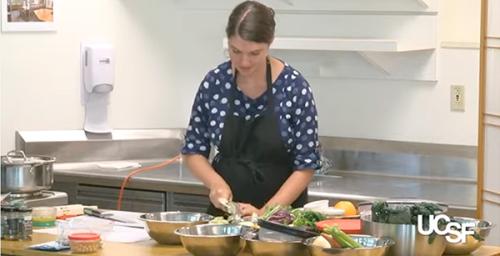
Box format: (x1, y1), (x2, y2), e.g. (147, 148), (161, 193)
(181, 76), (212, 158)
(288, 77), (321, 171)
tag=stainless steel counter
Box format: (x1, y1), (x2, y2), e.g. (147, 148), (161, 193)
(17, 129), (477, 216)
(53, 160), (476, 216)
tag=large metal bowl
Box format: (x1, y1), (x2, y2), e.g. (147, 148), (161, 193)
(304, 235), (394, 256)
(361, 213), (446, 256)
(241, 229), (309, 256)
(359, 199), (448, 256)
(444, 217), (495, 255)
(174, 223), (243, 256)
(139, 211), (212, 244)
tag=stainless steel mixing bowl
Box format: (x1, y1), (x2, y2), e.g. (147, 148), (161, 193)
(174, 223), (243, 256)
(444, 217), (495, 255)
(139, 211), (212, 244)
(304, 235), (394, 256)
(242, 229), (309, 256)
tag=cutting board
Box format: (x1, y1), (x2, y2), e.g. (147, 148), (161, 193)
(315, 219), (362, 234)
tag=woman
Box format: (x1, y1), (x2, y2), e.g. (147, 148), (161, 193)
(182, 0), (320, 217)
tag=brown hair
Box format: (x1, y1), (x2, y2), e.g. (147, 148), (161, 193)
(226, 1), (276, 44)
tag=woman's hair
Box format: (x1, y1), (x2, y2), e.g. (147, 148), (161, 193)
(226, 1), (276, 44)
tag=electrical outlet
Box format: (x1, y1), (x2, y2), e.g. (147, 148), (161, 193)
(450, 85), (465, 111)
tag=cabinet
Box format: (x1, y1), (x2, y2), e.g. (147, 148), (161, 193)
(167, 192), (211, 213)
(52, 181), (210, 213)
(74, 184), (166, 212)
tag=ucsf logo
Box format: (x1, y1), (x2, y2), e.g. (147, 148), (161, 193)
(417, 214), (475, 244)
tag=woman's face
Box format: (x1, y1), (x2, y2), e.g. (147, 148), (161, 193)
(228, 35), (270, 77)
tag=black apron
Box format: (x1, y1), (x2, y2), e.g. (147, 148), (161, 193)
(207, 58), (308, 216)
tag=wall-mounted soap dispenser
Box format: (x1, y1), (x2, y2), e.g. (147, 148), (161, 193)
(81, 42), (114, 133)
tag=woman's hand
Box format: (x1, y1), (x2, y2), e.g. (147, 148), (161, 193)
(209, 182), (232, 210)
(238, 203), (264, 217)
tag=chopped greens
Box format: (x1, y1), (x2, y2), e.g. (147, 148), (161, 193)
(262, 205), (326, 232)
(291, 209), (325, 232)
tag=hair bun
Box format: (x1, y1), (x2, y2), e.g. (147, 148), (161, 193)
(268, 7), (275, 17)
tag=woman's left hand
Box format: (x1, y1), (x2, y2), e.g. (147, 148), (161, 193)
(238, 203), (264, 217)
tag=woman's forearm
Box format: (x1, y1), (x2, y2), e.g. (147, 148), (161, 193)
(264, 169), (314, 209)
(183, 154), (226, 189)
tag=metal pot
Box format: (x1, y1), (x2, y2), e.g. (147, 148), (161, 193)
(1, 150), (55, 194)
(359, 199), (448, 256)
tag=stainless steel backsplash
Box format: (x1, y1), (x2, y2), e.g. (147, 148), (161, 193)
(15, 129), (476, 181)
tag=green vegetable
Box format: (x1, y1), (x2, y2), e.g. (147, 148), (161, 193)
(261, 205), (286, 220)
(371, 201), (446, 244)
(291, 210), (325, 232)
(323, 225), (362, 249)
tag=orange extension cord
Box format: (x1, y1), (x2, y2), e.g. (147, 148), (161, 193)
(116, 154), (182, 210)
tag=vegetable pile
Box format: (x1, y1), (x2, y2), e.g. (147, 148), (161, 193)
(371, 201), (444, 225)
(371, 200), (445, 244)
(262, 205), (326, 232)
(262, 204), (363, 249)
(321, 225), (362, 249)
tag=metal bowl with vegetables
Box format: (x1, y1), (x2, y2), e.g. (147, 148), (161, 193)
(444, 217), (495, 255)
(304, 234), (394, 256)
(359, 199), (448, 256)
(239, 205), (327, 256)
(257, 205), (394, 255)
(139, 211), (213, 245)
(175, 223), (243, 256)
(242, 229), (309, 256)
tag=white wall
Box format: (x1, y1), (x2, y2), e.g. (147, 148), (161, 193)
(174, 0), (481, 145)
(0, 0), (481, 153)
(0, 0), (180, 153)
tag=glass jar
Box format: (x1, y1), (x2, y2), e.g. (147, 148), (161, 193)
(32, 207), (57, 228)
(17, 206), (32, 241)
(1, 205), (32, 240)
(68, 232), (102, 253)
(1, 205), (19, 240)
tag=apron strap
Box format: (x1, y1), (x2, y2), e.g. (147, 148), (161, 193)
(229, 57), (274, 154)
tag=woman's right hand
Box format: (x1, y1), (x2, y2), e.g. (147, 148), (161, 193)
(209, 182), (233, 210)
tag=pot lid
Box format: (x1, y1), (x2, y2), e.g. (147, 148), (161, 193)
(1, 150), (55, 165)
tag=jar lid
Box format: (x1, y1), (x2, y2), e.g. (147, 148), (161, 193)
(17, 206), (32, 212)
(68, 232), (100, 241)
(1, 205), (17, 212)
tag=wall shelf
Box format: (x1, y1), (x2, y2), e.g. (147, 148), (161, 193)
(280, 0), (430, 8)
(223, 37), (434, 52)
(222, 37), (435, 82)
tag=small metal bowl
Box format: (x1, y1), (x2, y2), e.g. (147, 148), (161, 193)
(175, 223), (243, 256)
(304, 235), (395, 256)
(242, 229), (309, 256)
(139, 211), (212, 245)
(444, 217), (495, 255)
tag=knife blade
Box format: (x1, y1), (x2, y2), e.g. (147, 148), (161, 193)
(83, 208), (134, 224)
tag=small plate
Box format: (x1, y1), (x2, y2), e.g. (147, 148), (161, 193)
(313, 207), (344, 217)
(304, 200), (329, 210)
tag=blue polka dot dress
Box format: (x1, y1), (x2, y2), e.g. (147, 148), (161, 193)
(182, 60), (320, 171)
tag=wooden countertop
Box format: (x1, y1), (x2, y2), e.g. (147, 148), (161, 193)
(1, 233), (251, 256)
(2, 233), (500, 256)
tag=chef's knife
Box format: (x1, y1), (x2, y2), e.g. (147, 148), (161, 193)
(83, 208), (136, 224)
